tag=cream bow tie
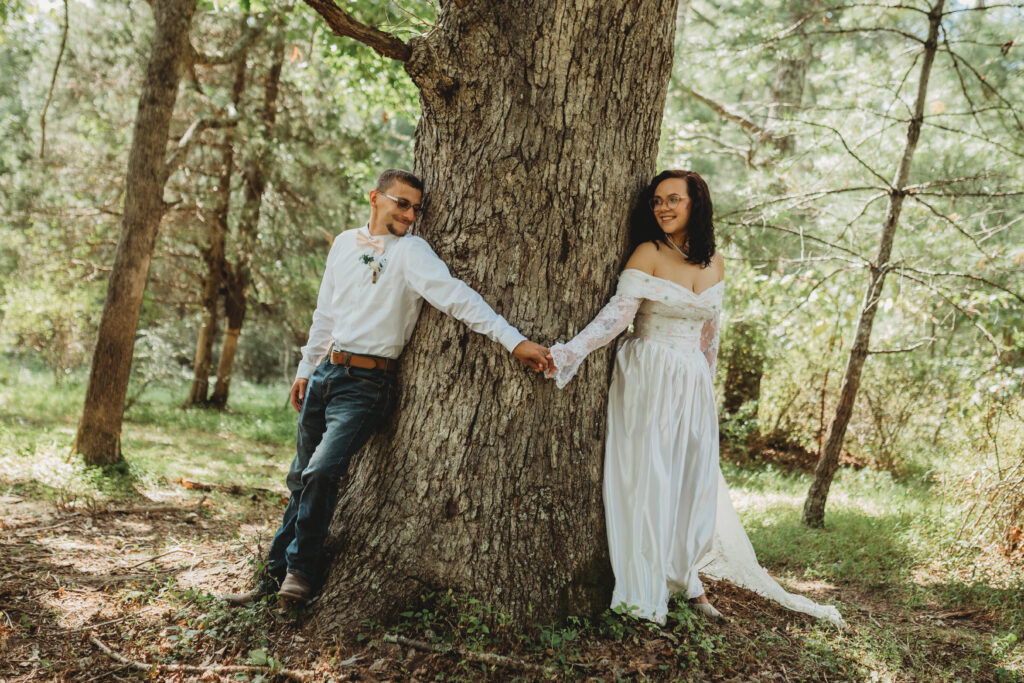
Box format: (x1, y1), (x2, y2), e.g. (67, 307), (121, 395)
(355, 231), (386, 255)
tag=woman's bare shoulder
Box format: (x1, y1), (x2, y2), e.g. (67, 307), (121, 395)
(624, 241), (660, 275)
(709, 251), (725, 276)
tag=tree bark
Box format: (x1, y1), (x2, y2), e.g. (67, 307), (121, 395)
(74, 0), (198, 465)
(185, 55), (247, 408)
(802, 0), (945, 527)
(210, 33), (285, 410)
(310, 1), (679, 631)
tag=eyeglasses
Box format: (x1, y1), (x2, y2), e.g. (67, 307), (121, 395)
(649, 195), (689, 211)
(380, 192), (424, 217)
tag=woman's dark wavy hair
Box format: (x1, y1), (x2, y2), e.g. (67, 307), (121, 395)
(629, 170), (715, 267)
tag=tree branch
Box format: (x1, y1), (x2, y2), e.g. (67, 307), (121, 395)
(302, 0), (411, 61)
(90, 635), (325, 682)
(380, 634), (559, 677)
(719, 218), (871, 263)
(868, 338), (935, 354)
(899, 265), (1024, 304)
(790, 119), (894, 188)
(164, 117), (239, 183)
(904, 193), (989, 255)
(895, 271), (1001, 354)
(190, 15), (270, 65)
(717, 185), (886, 220)
(39, 0), (69, 159)
(679, 84), (773, 141)
(941, 40), (1024, 133)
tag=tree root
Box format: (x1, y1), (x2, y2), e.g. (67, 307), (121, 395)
(89, 635), (325, 682)
(381, 633), (559, 677)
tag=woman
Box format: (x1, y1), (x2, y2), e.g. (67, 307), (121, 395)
(547, 170), (843, 627)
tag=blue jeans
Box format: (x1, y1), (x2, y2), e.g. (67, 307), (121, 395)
(265, 360), (395, 585)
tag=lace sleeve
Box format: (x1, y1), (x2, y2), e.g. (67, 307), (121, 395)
(547, 292), (640, 389)
(700, 309), (721, 376)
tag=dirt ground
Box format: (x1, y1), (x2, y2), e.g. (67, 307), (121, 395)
(0, 488), (1012, 682)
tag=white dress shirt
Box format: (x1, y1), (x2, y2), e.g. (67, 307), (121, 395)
(296, 225), (527, 380)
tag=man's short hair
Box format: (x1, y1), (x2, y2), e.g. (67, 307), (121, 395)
(375, 168), (423, 193)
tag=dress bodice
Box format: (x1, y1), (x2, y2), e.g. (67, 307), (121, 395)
(630, 282), (724, 352)
(547, 270), (724, 388)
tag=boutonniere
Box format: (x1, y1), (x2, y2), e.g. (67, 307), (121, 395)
(359, 253), (387, 283)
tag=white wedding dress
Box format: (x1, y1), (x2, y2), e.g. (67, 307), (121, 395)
(549, 268), (844, 627)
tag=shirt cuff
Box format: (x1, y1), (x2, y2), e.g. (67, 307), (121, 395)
(295, 359), (318, 381)
(498, 328), (528, 354)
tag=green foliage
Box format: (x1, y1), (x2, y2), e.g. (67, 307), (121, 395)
(0, 275), (97, 382)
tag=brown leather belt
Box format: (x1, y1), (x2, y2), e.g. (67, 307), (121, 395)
(330, 349), (399, 372)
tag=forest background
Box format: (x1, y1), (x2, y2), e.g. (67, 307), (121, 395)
(0, 0), (1022, 680)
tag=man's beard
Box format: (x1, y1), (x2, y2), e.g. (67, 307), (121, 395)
(386, 221), (408, 237)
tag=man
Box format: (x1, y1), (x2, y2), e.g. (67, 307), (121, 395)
(223, 169), (549, 605)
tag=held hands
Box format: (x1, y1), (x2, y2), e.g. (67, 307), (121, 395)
(545, 349), (556, 379)
(513, 340), (556, 374)
(289, 378), (309, 412)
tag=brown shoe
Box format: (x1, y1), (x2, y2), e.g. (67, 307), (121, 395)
(278, 572), (312, 603)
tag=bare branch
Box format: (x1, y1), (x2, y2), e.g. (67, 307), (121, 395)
(90, 635), (322, 682)
(680, 85), (773, 141)
(883, 49), (921, 122)
(39, 0), (69, 159)
(911, 189), (1024, 198)
(868, 338), (935, 354)
(904, 174), (999, 192)
(164, 117), (239, 183)
(944, 3), (1024, 13)
(814, 2), (931, 16)
(302, 0), (411, 61)
(940, 25), (992, 139)
(717, 185), (885, 220)
(720, 218), (871, 263)
(900, 265), (1024, 304)
(895, 271), (1001, 354)
(905, 194), (990, 255)
(941, 41), (1024, 133)
(837, 191), (889, 241)
(778, 265), (862, 322)
(924, 119), (1024, 161)
(789, 119), (894, 188)
(677, 133), (763, 167)
(803, 26), (925, 43)
(190, 15), (270, 65)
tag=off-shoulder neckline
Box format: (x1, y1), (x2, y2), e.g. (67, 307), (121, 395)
(621, 268), (725, 297)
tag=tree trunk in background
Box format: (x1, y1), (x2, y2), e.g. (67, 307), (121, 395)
(184, 58), (246, 408)
(210, 34), (285, 409)
(802, 0), (944, 527)
(312, 1), (678, 631)
(766, 1), (813, 153)
(74, 0), (198, 465)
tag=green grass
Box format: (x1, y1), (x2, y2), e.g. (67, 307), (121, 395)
(0, 360), (294, 499)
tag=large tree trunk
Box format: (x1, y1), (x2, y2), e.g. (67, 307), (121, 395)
(74, 0), (198, 465)
(802, 0), (944, 527)
(210, 34), (285, 410)
(311, 1), (679, 631)
(185, 56), (247, 408)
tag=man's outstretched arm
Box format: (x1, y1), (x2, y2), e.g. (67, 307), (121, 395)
(402, 238), (548, 372)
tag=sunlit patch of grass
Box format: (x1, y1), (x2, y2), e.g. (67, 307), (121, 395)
(0, 361), (294, 502)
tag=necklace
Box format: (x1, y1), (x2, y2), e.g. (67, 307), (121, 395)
(665, 235), (688, 259)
